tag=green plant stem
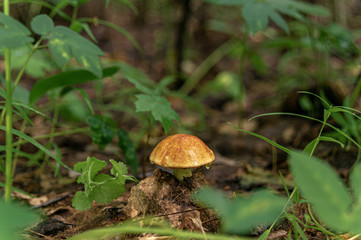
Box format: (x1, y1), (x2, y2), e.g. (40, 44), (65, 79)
(4, 0), (12, 203)
(12, 119), (27, 177)
(237, 29), (248, 127)
(179, 40), (232, 94)
(41, 94), (60, 170)
(11, 39), (42, 93)
(309, 110), (330, 157)
(0, 39), (42, 127)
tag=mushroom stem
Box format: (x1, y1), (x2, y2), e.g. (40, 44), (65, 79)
(174, 168), (192, 182)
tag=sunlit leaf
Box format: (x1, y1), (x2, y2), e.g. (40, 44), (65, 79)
(47, 26), (104, 77)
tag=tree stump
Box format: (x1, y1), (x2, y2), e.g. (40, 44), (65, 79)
(123, 169), (219, 232)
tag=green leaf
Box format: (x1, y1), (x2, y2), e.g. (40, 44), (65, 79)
(47, 26), (104, 77)
(0, 12), (33, 49)
(30, 14), (54, 35)
(11, 46), (57, 78)
(231, 123), (290, 154)
(72, 191), (92, 211)
(289, 151), (352, 231)
(117, 129), (138, 174)
(72, 157), (136, 211)
(119, 63), (154, 94)
(0, 126), (63, 166)
(59, 91), (91, 122)
(350, 162), (361, 206)
(89, 174), (126, 204)
(29, 66), (119, 105)
(135, 94), (181, 134)
(303, 136), (344, 154)
(242, 2), (270, 33)
(194, 188), (287, 235)
(74, 157), (107, 185)
(86, 115), (116, 149)
(0, 201), (40, 240)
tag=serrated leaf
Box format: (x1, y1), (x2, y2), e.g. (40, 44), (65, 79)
(289, 151), (352, 231)
(86, 115), (116, 149)
(89, 175), (126, 204)
(47, 26), (104, 78)
(72, 191), (92, 211)
(0, 12), (33, 49)
(194, 187), (287, 235)
(74, 157), (107, 185)
(31, 14), (54, 35)
(135, 94), (180, 134)
(110, 159), (128, 177)
(117, 129), (138, 174)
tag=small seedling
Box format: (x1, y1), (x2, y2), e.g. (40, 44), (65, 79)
(72, 157), (138, 211)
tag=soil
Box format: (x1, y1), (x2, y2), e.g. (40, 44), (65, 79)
(1, 1), (359, 240)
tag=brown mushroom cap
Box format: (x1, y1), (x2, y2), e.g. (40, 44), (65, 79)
(150, 134), (215, 169)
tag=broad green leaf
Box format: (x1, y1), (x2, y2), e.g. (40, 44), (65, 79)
(89, 174), (126, 204)
(224, 190), (286, 234)
(74, 156), (107, 185)
(242, 2), (270, 33)
(193, 187), (230, 216)
(350, 162), (361, 206)
(30, 14), (54, 35)
(289, 151), (352, 231)
(72, 191), (92, 211)
(11, 46), (57, 78)
(135, 94), (181, 134)
(194, 187), (286, 235)
(0, 12), (33, 49)
(86, 115), (116, 149)
(59, 91), (91, 122)
(47, 26), (104, 77)
(29, 66), (119, 105)
(0, 201), (39, 240)
(117, 129), (138, 174)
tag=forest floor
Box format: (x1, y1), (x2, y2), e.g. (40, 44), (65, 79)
(3, 3), (358, 239)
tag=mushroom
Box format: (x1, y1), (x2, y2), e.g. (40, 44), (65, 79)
(150, 134), (215, 181)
